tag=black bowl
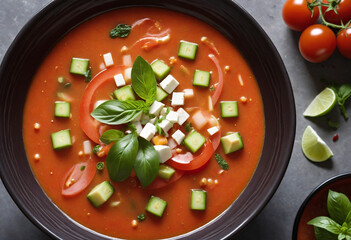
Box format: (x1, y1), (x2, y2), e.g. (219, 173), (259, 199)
(292, 173), (351, 240)
(0, 0), (295, 239)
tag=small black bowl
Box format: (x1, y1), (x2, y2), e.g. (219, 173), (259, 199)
(292, 172), (351, 240)
(0, 0), (295, 239)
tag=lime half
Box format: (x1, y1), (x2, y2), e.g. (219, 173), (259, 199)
(301, 125), (333, 162)
(303, 88), (336, 117)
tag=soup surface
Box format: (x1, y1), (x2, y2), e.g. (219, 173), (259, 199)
(23, 7), (264, 239)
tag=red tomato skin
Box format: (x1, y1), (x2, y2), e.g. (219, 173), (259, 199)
(299, 24), (336, 63)
(282, 0), (319, 31)
(337, 28), (351, 59)
(322, 0), (351, 25)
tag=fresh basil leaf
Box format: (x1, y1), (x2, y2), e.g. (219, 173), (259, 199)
(214, 153), (229, 170)
(131, 56), (157, 103)
(314, 227), (338, 240)
(100, 129), (125, 144)
(106, 133), (138, 182)
(134, 137), (159, 188)
(91, 100), (145, 125)
(330, 84), (351, 120)
(109, 24), (131, 38)
(308, 216), (342, 234)
(339, 233), (347, 240)
(328, 190), (351, 225)
(345, 211), (351, 226)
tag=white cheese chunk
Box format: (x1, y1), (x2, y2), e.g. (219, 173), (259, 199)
(149, 117), (157, 124)
(160, 74), (179, 94)
(103, 52), (114, 67)
(123, 54), (132, 67)
(149, 101), (165, 116)
(183, 89), (194, 98)
(166, 111), (178, 123)
(139, 123), (156, 141)
(132, 121), (143, 135)
(177, 107), (190, 125)
(94, 100), (107, 109)
(192, 111), (208, 130)
(171, 92), (185, 106)
(172, 130), (185, 145)
(160, 107), (173, 117)
(124, 67), (132, 81)
(207, 126), (219, 136)
(158, 119), (173, 133)
(114, 73), (126, 87)
(154, 145), (172, 163)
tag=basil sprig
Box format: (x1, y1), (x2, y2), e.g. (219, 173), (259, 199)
(308, 190), (351, 240)
(100, 129), (125, 145)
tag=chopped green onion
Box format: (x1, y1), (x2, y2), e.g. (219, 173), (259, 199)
(93, 145), (101, 154)
(214, 153), (229, 170)
(137, 214), (146, 222)
(96, 162), (104, 171)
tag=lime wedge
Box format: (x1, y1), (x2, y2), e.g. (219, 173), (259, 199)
(301, 126), (333, 162)
(303, 88), (336, 117)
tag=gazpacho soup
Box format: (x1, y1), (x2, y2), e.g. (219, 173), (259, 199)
(23, 7), (264, 239)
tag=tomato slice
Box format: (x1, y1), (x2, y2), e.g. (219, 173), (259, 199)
(209, 54), (223, 106)
(146, 170), (184, 190)
(80, 66), (124, 143)
(61, 157), (96, 197)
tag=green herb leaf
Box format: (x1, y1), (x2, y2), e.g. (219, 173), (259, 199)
(184, 122), (192, 132)
(109, 24), (131, 38)
(344, 211), (351, 226)
(84, 69), (92, 82)
(80, 165), (86, 171)
(91, 100), (145, 125)
(131, 56), (157, 104)
(328, 120), (340, 129)
(330, 84), (351, 120)
(134, 137), (159, 188)
(314, 226), (338, 240)
(96, 162), (104, 171)
(137, 214), (146, 222)
(106, 133), (139, 182)
(308, 216), (342, 235)
(214, 153), (229, 170)
(92, 145), (101, 154)
(328, 190), (351, 225)
(100, 129), (125, 145)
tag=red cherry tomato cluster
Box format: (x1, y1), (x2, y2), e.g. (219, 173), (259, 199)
(282, 0), (351, 62)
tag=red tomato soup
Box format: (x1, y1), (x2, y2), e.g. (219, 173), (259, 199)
(23, 7), (264, 239)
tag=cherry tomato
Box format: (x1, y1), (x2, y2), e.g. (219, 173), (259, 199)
(337, 28), (351, 59)
(61, 157), (96, 197)
(282, 0), (320, 31)
(80, 65), (124, 143)
(299, 24), (336, 62)
(322, 0), (351, 25)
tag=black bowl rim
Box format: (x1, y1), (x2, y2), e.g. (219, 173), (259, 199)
(0, 0), (295, 239)
(292, 172), (351, 240)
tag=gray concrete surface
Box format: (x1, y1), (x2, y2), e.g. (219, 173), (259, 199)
(1, 0), (351, 239)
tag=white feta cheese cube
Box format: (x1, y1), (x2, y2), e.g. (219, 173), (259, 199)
(171, 92), (185, 106)
(172, 130), (185, 145)
(103, 52), (114, 67)
(149, 117), (157, 124)
(183, 89), (194, 98)
(114, 73), (126, 87)
(192, 110), (208, 130)
(160, 107), (173, 117)
(177, 107), (190, 125)
(207, 126), (219, 136)
(158, 119), (173, 133)
(94, 100), (107, 109)
(132, 121), (143, 135)
(123, 54), (132, 67)
(124, 67), (132, 81)
(160, 74), (179, 94)
(166, 111), (178, 123)
(154, 145), (172, 163)
(149, 101), (165, 116)
(139, 123), (156, 141)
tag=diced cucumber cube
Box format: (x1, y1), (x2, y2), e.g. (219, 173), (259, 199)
(54, 101), (70, 118)
(190, 189), (207, 210)
(184, 130), (206, 153)
(87, 181), (115, 208)
(70, 58), (89, 75)
(51, 129), (72, 150)
(158, 164), (175, 180)
(178, 40), (198, 60)
(151, 59), (171, 81)
(145, 196), (167, 217)
(156, 87), (168, 102)
(220, 101), (238, 118)
(193, 70), (211, 87)
(113, 85), (136, 101)
(220, 132), (244, 154)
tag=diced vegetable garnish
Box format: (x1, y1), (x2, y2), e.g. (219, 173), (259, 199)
(220, 132), (244, 154)
(160, 75), (179, 94)
(137, 214), (146, 222)
(114, 73), (126, 87)
(70, 58), (89, 76)
(220, 101), (238, 118)
(193, 70), (211, 87)
(87, 181), (114, 208)
(184, 130), (206, 153)
(96, 162), (104, 171)
(207, 126), (219, 136)
(171, 92), (185, 106)
(158, 164), (176, 180)
(83, 140), (92, 155)
(190, 189), (206, 210)
(156, 87), (168, 102)
(191, 111), (208, 130)
(103, 52), (114, 67)
(214, 153), (229, 170)
(51, 129), (72, 150)
(151, 59), (171, 81)
(152, 135), (168, 145)
(113, 85), (136, 101)
(178, 40), (198, 60)
(154, 145), (172, 163)
(145, 196), (167, 217)
(54, 101), (70, 118)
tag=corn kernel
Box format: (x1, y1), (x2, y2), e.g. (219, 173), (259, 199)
(121, 46), (128, 53)
(169, 56), (177, 65)
(78, 151), (84, 157)
(201, 36), (207, 42)
(218, 169), (224, 175)
(224, 66), (230, 73)
(200, 177), (207, 187)
(207, 178), (213, 185)
(240, 96), (247, 103)
(131, 219), (138, 228)
(97, 150), (106, 158)
(214, 179), (219, 185)
(33, 123), (40, 130)
(176, 148), (182, 153)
